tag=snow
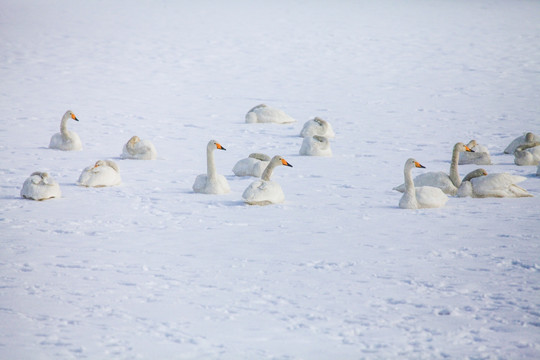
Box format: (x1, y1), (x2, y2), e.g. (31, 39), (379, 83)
(1, 0), (539, 358)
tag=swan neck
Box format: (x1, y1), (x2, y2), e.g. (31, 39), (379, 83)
(60, 116), (69, 135)
(449, 147), (461, 187)
(404, 165), (416, 196)
(207, 147), (217, 179)
(261, 161), (277, 181)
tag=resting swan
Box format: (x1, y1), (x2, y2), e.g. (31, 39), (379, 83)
(20, 172), (61, 200)
(393, 142), (474, 195)
(514, 143), (540, 166)
(504, 132), (540, 154)
(299, 135), (332, 156)
(242, 155), (293, 205)
(78, 160), (121, 187)
(245, 104), (296, 124)
(457, 169), (532, 198)
(399, 158), (448, 209)
(121, 136), (157, 160)
(232, 153), (270, 177)
(459, 140), (492, 165)
(192, 140), (230, 194)
(49, 110), (82, 151)
(299, 117), (335, 138)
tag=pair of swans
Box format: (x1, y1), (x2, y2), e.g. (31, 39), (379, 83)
(20, 172), (62, 201)
(459, 140), (492, 165)
(78, 160), (122, 187)
(245, 104), (296, 124)
(121, 135), (157, 160)
(49, 110), (82, 151)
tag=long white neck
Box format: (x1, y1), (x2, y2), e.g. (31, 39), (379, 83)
(206, 146), (217, 180)
(449, 145), (461, 187)
(60, 113), (70, 135)
(401, 163), (418, 208)
(261, 158), (280, 181)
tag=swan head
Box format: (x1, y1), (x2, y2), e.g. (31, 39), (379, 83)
(64, 110), (79, 121)
(272, 155), (292, 168)
(405, 158), (425, 171)
(93, 160), (106, 168)
(208, 140), (226, 151)
(462, 168), (487, 182)
(313, 117), (326, 126)
(127, 136), (140, 146)
(466, 140), (478, 149)
(525, 132), (535, 142)
(455, 142), (474, 153)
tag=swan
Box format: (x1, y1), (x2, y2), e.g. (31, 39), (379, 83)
(399, 158), (448, 209)
(77, 160), (121, 187)
(242, 155), (293, 205)
(513, 143), (540, 166)
(245, 104), (295, 124)
(459, 140), (492, 165)
(504, 132), (540, 154)
(49, 110), (82, 151)
(457, 170), (532, 198)
(192, 140), (230, 194)
(299, 135), (332, 156)
(299, 117), (335, 138)
(232, 153), (270, 177)
(20, 172), (61, 200)
(121, 135), (157, 160)
(393, 142), (474, 195)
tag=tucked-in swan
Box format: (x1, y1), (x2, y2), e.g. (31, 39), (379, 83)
(457, 169), (532, 198)
(232, 153), (270, 177)
(399, 158), (448, 209)
(504, 132), (540, 154)
(121, 135), (157, 160)
(78, 160), (121, 187)
(20, 172), (62, 200)
(459, 140), (492, 165)
(299, 135), (332, 156)
(242, 155), (293, 205)
(514, 143), (540, 166)
(299, 117), (335, 138)
(49, 110), (82, 151)
(394, 142), (474, 195)
(245, 104), (295, 124)
(192, 140), (230, 194)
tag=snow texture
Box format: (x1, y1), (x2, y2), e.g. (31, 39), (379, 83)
(1, 0), (539, 359)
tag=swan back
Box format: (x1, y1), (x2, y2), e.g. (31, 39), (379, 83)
(459, 140), (491, 165)
(299, 117), (335, 138)
(121, 135), (157, 160)
(232, 153), (271, 177)
(514, 143), (540, 166)
(245, 104), (296, 124)
(457, 169), (488, 197)
(299, 135), (332, 156)
(78, 160), (121, 187)
(467, 173), (532, 198)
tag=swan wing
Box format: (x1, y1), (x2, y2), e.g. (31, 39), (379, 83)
(415, 186), (449, 208)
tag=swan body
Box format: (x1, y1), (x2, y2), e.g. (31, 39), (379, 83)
(192, 140), (230, 194)
(457, 172), (532, 198)
(299, 135), (332, 156)
(504, 132), (540, 154)
(121, 136), (157, 160)
(394, 142), (474, 195)
(49, 110), (82, 151)
(242, 155), (293, 205)
(232, 153), (270, 177)
(299, 117), (335, 138)
(20, 172), (61, 200)
(456, 168), (488, 197)
(78, 160), (121, 187)
(459, 140), (492, 165)
(245, 104), (295, 124)
(399, 158), (448, 209)
(514, 143), (540, 166)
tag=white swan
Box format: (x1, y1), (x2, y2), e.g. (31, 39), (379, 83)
(504, 132), (540, 154)
(121, 135), (157, 160)
(232, 153), (270, 177)
(399, 158), (448, 209)
(192, 140), (230, 194)
(49, 110), (82, 151)
(299, 117), (335, 138)
(242, 155), (293, 205)
(514, 143), (540, 166)
(78, 160), (121, 187)
(459, 140), (492, 165)
(457, 170), (532, 198)
(20, 172), (61, 200)
(245, 104), (296, 124)
(299, 135), (332, 156)
(393, 142), (474, 195)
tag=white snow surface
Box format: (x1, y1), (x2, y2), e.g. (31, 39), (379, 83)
(1, 1), (540, 359)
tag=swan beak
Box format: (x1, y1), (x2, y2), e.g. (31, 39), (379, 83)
(483, 170), (488, 175)
(71, 113), (79, 121)
(414, 161), (425, 168)
(216, 143), (226, 151)
(465, 145), (474, 152)
(281, 158), (293, 167)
